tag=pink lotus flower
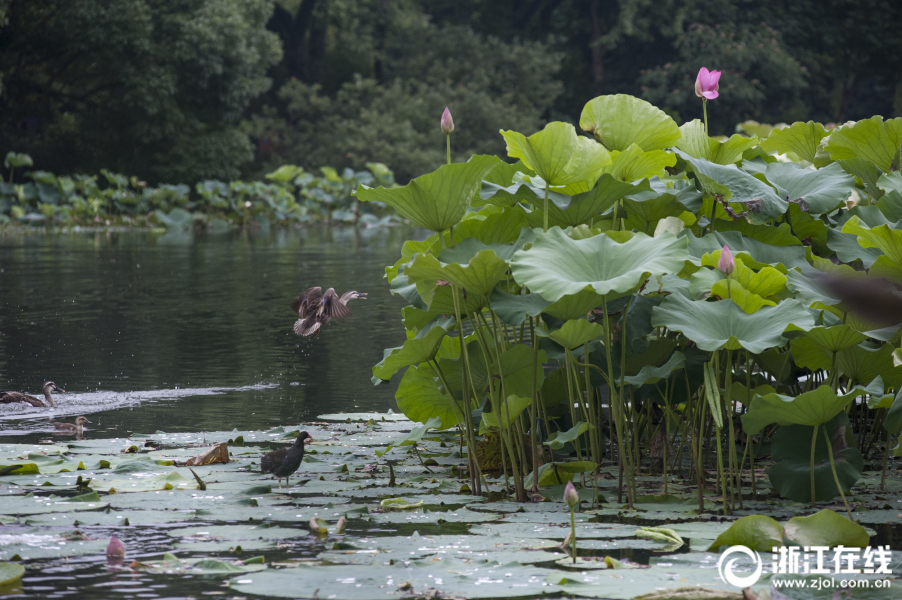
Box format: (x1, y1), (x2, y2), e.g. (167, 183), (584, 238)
(718, 245), (734, 275)
(106, 535), (125, 562)
(441, 107), (454, 134)
(695, 68), (721, 100)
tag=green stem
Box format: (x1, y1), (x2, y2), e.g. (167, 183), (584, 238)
(543, 184), (549, 232)
(810, 424), (819, 507)
(823, 426), (854, 520)
(570, 507), (577, 563)
(446, 134), (451, 166)
(702, 99), (709, 137)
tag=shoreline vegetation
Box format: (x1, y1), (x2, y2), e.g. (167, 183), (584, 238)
(0, 154), (398, 233)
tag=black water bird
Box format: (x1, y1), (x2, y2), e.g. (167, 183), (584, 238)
(52, 416), (90, 433)
(261, 431), (313, 488)
(292, 287), (367, 337)
(0, 381), (65, 408)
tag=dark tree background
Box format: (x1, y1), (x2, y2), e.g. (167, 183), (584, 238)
(0, 0), (898, 184)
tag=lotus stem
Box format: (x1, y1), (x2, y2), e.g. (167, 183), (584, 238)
(810, 424), (819, 507)
(702, 99), (709, 138)
(543, 184), (549, 232)
(446, 134), (451, 166)
(823, 426), (854, 520)
(570, 506), (577, 563)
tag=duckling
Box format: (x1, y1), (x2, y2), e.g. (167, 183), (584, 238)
(261, 431), (313, 488)
(52, 416), (90, 433)
(292, 288), (367, 337)
(0, 381), (65, 408)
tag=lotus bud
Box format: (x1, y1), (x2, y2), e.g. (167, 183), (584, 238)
(563, 481), (579, 508)
(718, 245), (734, 275)
(695, 67), (721, 100)
(441, 107), (454, 134)
(106, 535), (125, 558)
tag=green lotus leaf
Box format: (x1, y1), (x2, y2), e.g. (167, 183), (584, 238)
(685, 230), (808, 271)
(603, 144), (676, 181)
(710, 280), (775, 313)
(763, 162), (855, 215)
(841, 216), (902, 280)
(741, 382), (879, 435)
(500, 122), (611, 187)
(701, 253), (786, 297)
(406, 250), (508, 297)
(395, 363), (460, 429)
(372, 319), (454, 381)
(839, 157), (886, 201)
(622, 352), (685, 386)
(784, 509), (870, 548)
(488, 288), (551, 326)
(545, 319), (605, 350)
(768, 413), (864, 503)
(479, 173), (568, 208)
(836, 343), (896, 387)
(652, 295), (814, 353)
(625, 177), (704, 213)
(489, 344), (545, 399)
(529, 174), (639, 228)
(622, 195), (689, 235)
(356, 155), (500, 232)
(707, 515), (784, 552)
(761, 121), (829, 163)
(376, 417), (443, 457)
(449, 209), (528, 245)
(885, 389), (902, 434)
(785, 270), (841, 308)
(826, 229), (882, 266)
(480, 395), (533, 431)
(542, 289), (607, 322)
(675, 120), (757, 165)
(729, 382), (776, 406)
(511, 228), (688, 302)
(826, 116), (902, 173)
(0, 562), (24, 586)
(544, 421), (593, 450)
(579, 94), (681, 152)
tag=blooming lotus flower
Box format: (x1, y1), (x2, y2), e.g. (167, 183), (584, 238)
(441, 107), (454, 134)
(718, 245), (734, 275)
(695, 68), (721, 100)
(563, 481), (579, 508)
(106, 535), (125, 558)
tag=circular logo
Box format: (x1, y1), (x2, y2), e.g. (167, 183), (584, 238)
(717, 545), (763, 588)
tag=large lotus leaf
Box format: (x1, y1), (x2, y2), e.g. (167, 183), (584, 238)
(826, 116), (902, 173)
(836, 343), (896, 386)
(480, 395), (533, 431)
(546, 319), (605, 350)
(710, 280), (775, 313)
(622, 352), (685, 386)
(406, 250), (508, 297)
(626, 177), (704, 213)
(0, 563), (24, 585)
(684, 230), (808, 271)
(675, 150), (785, 224)
(839, 157), (887, 201)
(785, 270), (841, 308)
(761, 121), (829, 163)
(622, 195), (689, 235)
(763, 162), (855, 215)
(579, 94), (682, 152)
(489, 289), (551, 326)
(706, 515), (784, 552)
(702, 254), (787, 298)
(827, 229), (882, 266)
(478, 173), (568, 208)
(483, 160), (534, 187)
(500, 122), (611, 187)
(395, 364), (460, 429)
(449, 209), (528, 245)
(511, 228), (688, 302)
(885, 389), (902, 434)
(372, 319), (454, 381)
(357, 155), (499, 232)
(542, 289), (606, 321)
(741, 383), (878, 434)
(802, 325), (867, 353)
(544, 421), (592, 451)
(440, 228), (535, 264)
(768, 413), (864, 503)
(784, 509), (870, 548)
(603, 144), (675, 181)
(675, 120), (757, 165)
(879, 171), (902, 195)
(424, 285), (487, 316)
(489, 344), (545, 399)
(529, 174), (638, 228)
(652, 295), (814, 353)
(841, 216), (902, 280)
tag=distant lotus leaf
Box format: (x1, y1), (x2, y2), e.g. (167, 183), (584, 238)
(784, 509), (870, 548)
(825, 116), (902, 173)
(741, 383), (879, 435)
(546, 319), (606, 350)
(675, 120), (757, 165)
(675, 150), (785, 224)
(500, 122), (611, 187)
(706, 515), (783, 552)
(511, 228), (688, 302)
(372, 319), (453, 381)
(652, 295), (814, 353)
(356, 155), (500, 232)
(761, 121), (829, 163)
(603, 144), (676, 181)
(763, 162), (855, 215)
(579, 94), (682, 152)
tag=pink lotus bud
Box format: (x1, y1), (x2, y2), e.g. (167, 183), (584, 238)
(563, 481), (579, 508)
(106, 535), (125, 558)
(441, 107), (454, 134)
(695, 67), (721, 100)
(718, 245), (734, 275)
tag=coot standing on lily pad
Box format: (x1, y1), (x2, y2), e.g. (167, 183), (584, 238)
(261, 431), (313, 488)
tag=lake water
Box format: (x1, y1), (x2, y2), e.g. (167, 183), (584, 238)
(0, 227), (414, 441)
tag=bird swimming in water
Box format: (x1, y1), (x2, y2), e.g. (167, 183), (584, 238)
(292, 287), (367, 337)
(261, 431), (313, 488)
(53, 416), (91, 433)
(0, 381), (65, 408)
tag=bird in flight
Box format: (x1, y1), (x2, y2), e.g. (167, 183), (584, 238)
(292, 287), (367, 337)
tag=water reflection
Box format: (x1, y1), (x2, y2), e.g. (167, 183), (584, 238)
(0, 227), (417, 440)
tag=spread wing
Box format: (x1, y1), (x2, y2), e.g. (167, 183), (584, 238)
(0, 391), (44, 406)
(291, 287), (322, 317)
(294, 315), (321, 337)
(322, 288), (353, 320)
